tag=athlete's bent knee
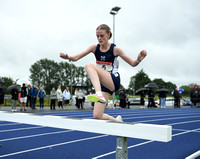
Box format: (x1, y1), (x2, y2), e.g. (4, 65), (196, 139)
(93, 113), (103, 120)
(85, 63), (94, 71)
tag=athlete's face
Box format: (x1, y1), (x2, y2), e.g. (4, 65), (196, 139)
(96, 29), (110, 45)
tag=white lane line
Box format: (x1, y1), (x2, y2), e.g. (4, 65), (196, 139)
(124, 113), (200, 120)
(131, 115), (200, 123)
(0, 123), (22, 127)
(0, 130), (74, 142)
(185, 150), (200, 159)
(0, 126), (43, 133)
(0, 134), (108, 158)
(173, 128), (200, 133)
(92, 127), (200, 159)
(170, 119), (200, 126)
(92, 140), (153, 159)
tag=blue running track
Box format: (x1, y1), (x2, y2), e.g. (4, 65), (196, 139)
(0, 108), (200, 159)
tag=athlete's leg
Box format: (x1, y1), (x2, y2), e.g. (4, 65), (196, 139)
(93, 92), (116, 121)
(85, 63), (115, 92)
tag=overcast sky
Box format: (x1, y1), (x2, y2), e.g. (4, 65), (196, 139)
(0, 0), (200, 88)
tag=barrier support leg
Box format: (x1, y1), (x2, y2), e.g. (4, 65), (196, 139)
(116, 136), (128, 159)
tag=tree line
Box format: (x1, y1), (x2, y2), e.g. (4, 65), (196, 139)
(1, 58), (196, 96)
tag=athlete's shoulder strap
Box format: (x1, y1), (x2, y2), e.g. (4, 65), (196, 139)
(94, 44), (100, 54)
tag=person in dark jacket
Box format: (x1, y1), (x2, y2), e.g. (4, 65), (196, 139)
(0, 84), (4, 108)
(30, 84), (37, 110)
(26, 84), (32, 107)
(19, 83), (28, 111)
(147, 88), (155, 108)
(119, 89), (127, 108)
(140, 91), (146, 107)
(11, 89), (19, 111)
(173, 88), (181, 108)
(190, 89), (195, 106)
(193, 90), (198, 107)
(38, 87), (46, 110)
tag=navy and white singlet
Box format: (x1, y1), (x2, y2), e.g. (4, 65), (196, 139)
(94, 43), (120, 94)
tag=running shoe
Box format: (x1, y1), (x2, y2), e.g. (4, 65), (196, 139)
(116, 115), (123, 122)
(87, 94), (106, 104)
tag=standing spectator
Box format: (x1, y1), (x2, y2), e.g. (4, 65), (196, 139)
(74, 88), (79, 108)
(82, 88), (87, 108)
(50, 87), (57, 110)
(26, 84), (32, 107)
(11, 88), (18, 112)
(57, 85), (63, 109)
(0, 84), (5, 108)
(190, 88), (195, 106)
(63, 87), (71, 109)
(77, 89), (84, 109)
(30, 84), (37, 110)
(158, 92), (167, 108)
(19, 83), (28, 111)
(119, 89), (127, 108)
(173, 88), (181, 108)
(147, 88), (155, 108)
(38, 87), (46, 110)
(140, 91), (146, 108)
(193, 90), (198, 107)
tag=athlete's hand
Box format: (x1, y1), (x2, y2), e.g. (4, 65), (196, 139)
(60, 53), (69, 59)
(137, 50), (147, 62)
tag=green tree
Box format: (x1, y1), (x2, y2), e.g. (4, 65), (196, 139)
(128, 69), (151, 93)
(30, 58), (60, 93)
(152, 78), (168, 88)
(1, 77), (13, 94)
(30, 58), (90, 94)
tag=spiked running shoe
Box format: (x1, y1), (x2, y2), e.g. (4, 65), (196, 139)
(116, 115), (123, 122)
(87, 94), (106, 104)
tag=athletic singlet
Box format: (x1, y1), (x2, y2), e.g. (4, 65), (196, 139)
(94, 43), (118, 75)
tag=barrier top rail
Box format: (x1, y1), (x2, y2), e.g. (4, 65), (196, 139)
(0, 111), (172, 142)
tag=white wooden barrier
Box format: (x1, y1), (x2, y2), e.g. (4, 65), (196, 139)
(0, 111), (172, 159)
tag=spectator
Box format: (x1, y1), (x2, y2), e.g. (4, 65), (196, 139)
(77, 89), (84, 109)
(11, 88), (19, 112)
(63, 87), (71, 109)
(0, 84), (5, 108)
(38, 87), (46, 110)
(193, 90), (198, 107)
(74, 88), (79, 108)
(119, 89), (127, 108)
(197, 90), (200, 106)
(140, 91), (146, 108)
(26, 84), (32, 107)
(158, 92), (167, 108)
(147, 88), (155, 108)
(57, 85), (63, 109)
(75, 89), (83, 109)
(50, 87), (57, 110)
(30, 84), (37, 110)
(190, 88), (195, 106)
(173, 88), (181, 108)
(82, 88), (87, 108)
(19, 83), (28, 111)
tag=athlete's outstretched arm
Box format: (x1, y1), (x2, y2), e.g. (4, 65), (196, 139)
(60, 44), (96, 61)
(114, 47), (147, 67)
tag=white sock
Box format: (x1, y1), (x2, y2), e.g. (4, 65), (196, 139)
(96, 91), (103, 96)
